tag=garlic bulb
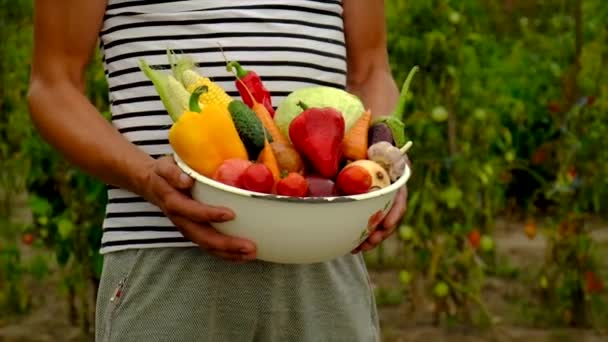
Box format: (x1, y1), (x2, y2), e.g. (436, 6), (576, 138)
(367, 141), (407, 182)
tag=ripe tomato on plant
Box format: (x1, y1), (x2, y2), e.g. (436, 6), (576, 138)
(21, 233), (34, 246)
(531, 144), (551, 165)
(585, 271), (604, 294)
(467, 230), (481, 249)
(547, 100), (561, 113)
(566, 167), (577, 183)
(524, 221), (537, 239)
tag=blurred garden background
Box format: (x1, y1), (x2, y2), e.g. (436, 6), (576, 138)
(1, 0), (607, 341)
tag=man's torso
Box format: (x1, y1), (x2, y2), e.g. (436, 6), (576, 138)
(100, 0), (347, 253)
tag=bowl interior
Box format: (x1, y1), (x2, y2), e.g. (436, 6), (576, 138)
(174, 154), (411, 203)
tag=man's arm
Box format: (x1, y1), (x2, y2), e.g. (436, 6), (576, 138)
(27, 0), (256, 261)
(343, 0), (407, 253)
(343, 0), (400, 118)
(27, 0), (156, 197)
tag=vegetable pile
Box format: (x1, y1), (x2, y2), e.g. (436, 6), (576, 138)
(139, 51), (416, 198)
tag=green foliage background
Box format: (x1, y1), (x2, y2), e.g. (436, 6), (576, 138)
(1, 0), (607, 330)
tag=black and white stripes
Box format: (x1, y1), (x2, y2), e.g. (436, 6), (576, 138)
(100, 0), (346, 253)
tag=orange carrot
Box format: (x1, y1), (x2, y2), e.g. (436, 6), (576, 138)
(257, 138), (281, 184)
(342, 109), (372, 161)
(235, 78), (289, 145)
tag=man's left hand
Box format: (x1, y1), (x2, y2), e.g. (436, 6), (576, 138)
(352, 185), (408, 254)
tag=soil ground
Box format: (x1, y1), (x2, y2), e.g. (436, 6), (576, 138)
(1, 219), (607, 342)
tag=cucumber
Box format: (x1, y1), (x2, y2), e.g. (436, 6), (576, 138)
(228, 100), (266, 159)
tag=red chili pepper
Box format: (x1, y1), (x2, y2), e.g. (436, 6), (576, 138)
(227, 61), (275, 117)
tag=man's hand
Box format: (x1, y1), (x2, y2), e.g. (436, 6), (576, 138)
(143, 156), (257, 262)
(344, 0), (410, 253)
(352, 185), (408, 254)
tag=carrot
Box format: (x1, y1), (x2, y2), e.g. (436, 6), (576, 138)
(342, 109), (372, 161)
(235, 78), (289, 145)
(257, 138), (281, 184)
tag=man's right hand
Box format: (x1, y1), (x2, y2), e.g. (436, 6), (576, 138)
(142, 156), (257, 262)
(28, 0), (257, 263)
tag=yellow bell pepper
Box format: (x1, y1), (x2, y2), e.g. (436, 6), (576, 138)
(169, 86), (249, 178)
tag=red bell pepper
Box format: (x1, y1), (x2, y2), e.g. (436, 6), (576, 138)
(227, 61), (275, 117)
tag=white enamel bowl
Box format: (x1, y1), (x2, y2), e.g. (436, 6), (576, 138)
(174, 154), (411, 264)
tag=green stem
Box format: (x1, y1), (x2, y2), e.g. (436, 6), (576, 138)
(226, 61), (249, 79)
(443, 276), (496, 325)
(393, 65), (420, 120)
(429, 237), (444, 280)
(509, 162), (550, 187)
(189, 86), (208, 112)
(400, 141), (413, 154)
(297, 101), (309, 111)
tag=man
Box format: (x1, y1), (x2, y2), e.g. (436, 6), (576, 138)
(28, 0), (407, 341)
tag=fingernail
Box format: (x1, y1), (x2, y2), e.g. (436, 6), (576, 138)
(220, 213), (233, 221)
(179, 173), (192, 186)
(239, 251), (256, 261)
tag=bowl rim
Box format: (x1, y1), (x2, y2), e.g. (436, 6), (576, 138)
(174, 153), (411, 203)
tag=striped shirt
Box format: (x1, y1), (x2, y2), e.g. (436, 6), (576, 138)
(99, 0), (348, 254)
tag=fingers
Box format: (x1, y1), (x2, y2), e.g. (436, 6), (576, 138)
(382, 186), (408, 230)
(151, 157), (254, 263)
(351, 223), (394, 254)
(352, 241), (374, 253)
(209, 250), (252, 263)
(162, 191), (235, 223)
(155, 155), (194, 190)
(173, 216), (257, 261)
(352, 186), (409, 254)
(152, 157), (235, 222)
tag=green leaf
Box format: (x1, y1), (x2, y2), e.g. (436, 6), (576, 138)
(55, 243), (71, 266)
(386, 117), (407, 147)
(478, 171), (489, 185)
(452, 223), (467, 235)
(28, 255), (49, 281)
(399, 270), (413, 285)
(441, 186), (463, 209)
(393, 65), (419, 120)
(408, 192), (421, 212)
(37, 216), (48, 226)
(57, 218), (74, 240)
(138, 58), (189, 122)
(28, 195), (52, 216)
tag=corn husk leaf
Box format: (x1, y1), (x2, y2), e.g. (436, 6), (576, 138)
(138, 58), (189, 122)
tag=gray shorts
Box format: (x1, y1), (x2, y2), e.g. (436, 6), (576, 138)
(95, 247), (380, 342)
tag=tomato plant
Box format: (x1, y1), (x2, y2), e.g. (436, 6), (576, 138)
(0, 0), (37, 317)
(533, 95), (608, 327)
(384, 0), (607, 327)
(1, 0), (109, 331)
(1, 0), (607, 334)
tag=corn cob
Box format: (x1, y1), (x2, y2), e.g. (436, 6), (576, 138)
(181, 68), (201, 89)
(183, 69), (233, 108)
(167, 50), (233, 108)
